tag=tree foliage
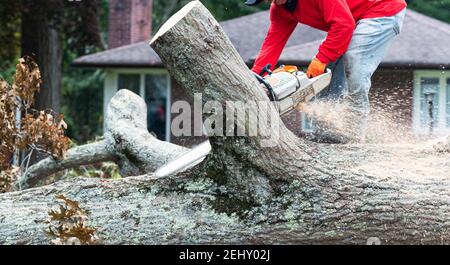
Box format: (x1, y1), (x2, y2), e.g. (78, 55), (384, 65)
(408, 0), (450, 23)
(152, 0), (268, 31)
(0, 1), (22, 83)
(61, 57), (104, 144)
(0, 0), (105, 144)
(0, 0), (103, 71)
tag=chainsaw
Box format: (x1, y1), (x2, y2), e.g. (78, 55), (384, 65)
(254, 64), (332, 116)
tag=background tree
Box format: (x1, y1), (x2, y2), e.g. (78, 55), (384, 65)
(152, 0), (268, 31)
(407, 0), (450, 23)
(0, 0), (104, 140)
(20, 0), (103, 115)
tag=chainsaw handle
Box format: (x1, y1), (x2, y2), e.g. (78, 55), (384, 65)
(253, 72), (278, 103)
(259, 64), (272, 77)
(253, 73), (274, 100)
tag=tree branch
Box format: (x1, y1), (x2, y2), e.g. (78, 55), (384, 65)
(17, 140), (116, 190)
(15, 89), (190, 190)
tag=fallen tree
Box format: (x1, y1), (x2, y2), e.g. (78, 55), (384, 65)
(2, 1), (450, 245)
(17, 90), (189, 189)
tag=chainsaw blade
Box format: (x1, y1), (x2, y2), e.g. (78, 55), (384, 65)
(275, 70), (332, 116)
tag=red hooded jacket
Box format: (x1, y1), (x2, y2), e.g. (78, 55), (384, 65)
(252, 0), (407, 74)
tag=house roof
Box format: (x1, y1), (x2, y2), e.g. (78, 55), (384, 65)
(73, 10), (325, 68)
(73, 9), (450, 69)
(276, 10), (450, 68)
(73, 41), (163, 68)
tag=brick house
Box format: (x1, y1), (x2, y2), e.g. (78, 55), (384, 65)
(73, 0), (450, 146)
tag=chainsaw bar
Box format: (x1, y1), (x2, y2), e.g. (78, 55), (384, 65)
(276, 85), (315, 116)
(273, 70), (331, 116)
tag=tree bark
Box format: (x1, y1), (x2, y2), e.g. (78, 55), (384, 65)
(2, 1), (450, 245)
(2, 156), (450, 245)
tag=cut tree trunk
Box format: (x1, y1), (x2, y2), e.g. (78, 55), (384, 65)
(150, 1), (315, 205)
(2, 1), (450, 245)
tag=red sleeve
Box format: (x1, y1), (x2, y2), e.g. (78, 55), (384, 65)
(315, 0), (356, 64)
(251, 4), (297, 74)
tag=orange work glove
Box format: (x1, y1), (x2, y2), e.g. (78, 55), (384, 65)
(306, 58), (327, 78)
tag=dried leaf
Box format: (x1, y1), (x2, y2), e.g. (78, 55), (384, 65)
(13, 56), (41, 108)
(46, 195), (100, 245)
(0, 57), (70, 193)
(0, 166), (20, 193)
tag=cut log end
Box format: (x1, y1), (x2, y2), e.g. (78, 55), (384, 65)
(150, 0), (199, 45)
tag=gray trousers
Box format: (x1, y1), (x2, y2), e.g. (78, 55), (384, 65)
(316, 8), (407, 141)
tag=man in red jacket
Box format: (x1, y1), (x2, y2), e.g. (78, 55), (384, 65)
(247, 0), (407, 143)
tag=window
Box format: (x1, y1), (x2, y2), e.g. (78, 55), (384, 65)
(145, 75), (169, 141)
(413, 71), (450, 135)
(118, 74), (140, 95)
(419, 77), (439, 129)
(114, 71), (170, 141)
